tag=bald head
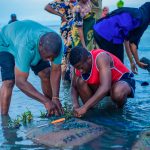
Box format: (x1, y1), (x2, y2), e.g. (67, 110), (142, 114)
(39, 32), (62, 59)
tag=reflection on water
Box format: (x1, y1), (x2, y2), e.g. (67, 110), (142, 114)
(0, 27), (150, 149)
(0, 115), (40, 149)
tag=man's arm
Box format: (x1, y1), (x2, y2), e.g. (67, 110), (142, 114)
(71, 70), (80, 108)
(50, 63), (61, 98)
(45, 4), (66, 22)
(129, 42), (147, 69)
(124, 40), (138, 74)
(50, 63), (63, 114)
(83, 53), (111, 110)
(15, 67), (58, 115)
(74, 53), (112, 117)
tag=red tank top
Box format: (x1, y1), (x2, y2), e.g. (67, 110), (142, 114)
(76, 49), (130, 85)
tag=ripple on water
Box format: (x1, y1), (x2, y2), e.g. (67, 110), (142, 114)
(0, 29), (150, 149)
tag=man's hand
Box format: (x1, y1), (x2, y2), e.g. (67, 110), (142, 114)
(136, 61), (148, 69)
(73, 103), (80, 110)
(44, 100), (59, 116)
(74, 106), (87, 118)
(52, 97), (64, 115)
(130, 62), (138, 74)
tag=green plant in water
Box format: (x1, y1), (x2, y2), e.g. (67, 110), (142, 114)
(7, 109), (33, 128)
(40, 111), (47, 118)
(19, 109), (33, 125)
(8, 117), (21, 129)
(63, 102), (73, 120)
(26, 109), (33, 123)
(20, 113), (27, 124)
(39, 103), (74, 120)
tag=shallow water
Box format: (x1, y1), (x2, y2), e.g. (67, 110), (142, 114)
(0, 27), (150, 150)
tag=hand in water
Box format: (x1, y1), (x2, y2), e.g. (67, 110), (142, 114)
(52, 98), (64, 115)
(44, 100), (59, 116)
(131, 62), (138, 74)
(73, 103), (80, 110)
(74, 106), (87, 118)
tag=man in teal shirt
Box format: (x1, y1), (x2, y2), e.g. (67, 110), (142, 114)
(0, 20), (64, 115)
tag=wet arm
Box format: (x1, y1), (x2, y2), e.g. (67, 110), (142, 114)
(124, 40), (138, 74)
(129, 42), (147, 69)
(50, 63), (64, 114)
(83, 53), (111, 110)
(129, 43), (139, 64)
(50, 63), (61, 98)
(124, 40), (134, 64)
(15, 67), (50, 104)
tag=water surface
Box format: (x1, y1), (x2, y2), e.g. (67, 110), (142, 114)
(0, 26), (150, 150)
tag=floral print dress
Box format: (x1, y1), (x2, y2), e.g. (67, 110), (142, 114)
(72, 0), (96, 50)
(49, 0), (77, 55)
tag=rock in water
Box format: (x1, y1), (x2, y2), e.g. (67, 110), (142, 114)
(140, 57), (150, 72)
(141, 81), (149, 86)
(26, 118), (104, 148)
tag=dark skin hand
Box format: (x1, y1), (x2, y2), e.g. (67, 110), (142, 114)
(52, 98), (64, 116)
(15, 67), (60, 116)
(50, 63), (64, 115)
(38, 44), (64, 116)
(73, 53), (111, 117)
(44, 101), (59, 116)
(72, 102), (80, 117)
(124, 40), (138, 74)
(74, 106), (87, 118)
(129, 43), (148, 69)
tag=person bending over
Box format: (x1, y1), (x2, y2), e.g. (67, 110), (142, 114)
(0, 20), (64, 116)
(94, 2), (150, 73)
(70, 46), (135, 117)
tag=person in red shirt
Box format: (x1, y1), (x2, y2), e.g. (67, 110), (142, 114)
(70, 46), (135, 117)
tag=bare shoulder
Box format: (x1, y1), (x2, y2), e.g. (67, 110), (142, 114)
(96, 52), (110, 66)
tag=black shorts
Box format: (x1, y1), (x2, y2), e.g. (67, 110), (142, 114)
(0, 52), (50, 81)
(118, 72), (135, 98)
(94, 30), (124, 63)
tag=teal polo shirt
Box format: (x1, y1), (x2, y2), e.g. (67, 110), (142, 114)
(0, 20), (64, 73)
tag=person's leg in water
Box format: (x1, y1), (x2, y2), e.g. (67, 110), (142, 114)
(74, 71), (135, 109)
(0, 52), (15, 115)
